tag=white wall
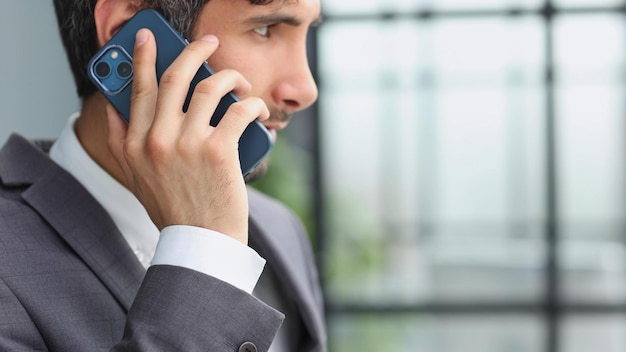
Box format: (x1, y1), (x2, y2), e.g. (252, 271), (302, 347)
(0, 1), (80, 145)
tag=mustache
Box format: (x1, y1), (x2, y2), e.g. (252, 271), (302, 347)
(268, 109), (293, 124)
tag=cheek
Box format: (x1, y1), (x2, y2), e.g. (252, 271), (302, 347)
(206, 44), (237, 72)
(193, 9), (273, 96)
(210, 47), (274, 98)
(209, 43), (255, 77)
(241, 66), (271, 98)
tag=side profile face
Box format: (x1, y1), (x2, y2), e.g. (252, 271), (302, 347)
(192, 0), (320, 180)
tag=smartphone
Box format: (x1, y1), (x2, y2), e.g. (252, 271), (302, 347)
(87, 9), (273, 177)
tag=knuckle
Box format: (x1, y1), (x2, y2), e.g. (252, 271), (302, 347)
(175, 137), (195, 156)
(159, 69), (185, 86)
(223, 69), (251, 90)
(204, 142), (229, 165)
(130, 89), (152, 106)
(227, 102), (251, 118)
(240, 97), (267, 116)
(221, 68), (243, 80)
(193, 78), (221, 96)
(248, 96), (266, 108)
(145, 133), (169, 162)
(131, 54), (149, 67)
(130, 74), (156, 97)
(123, 137), (141, 156)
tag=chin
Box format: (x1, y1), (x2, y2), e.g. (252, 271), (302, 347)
(244, 159), (269, 184)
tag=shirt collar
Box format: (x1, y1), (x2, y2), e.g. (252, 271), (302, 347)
(49, 114), (158, 268)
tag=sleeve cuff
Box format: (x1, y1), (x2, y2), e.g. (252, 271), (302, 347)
(151, 225), (266, 294)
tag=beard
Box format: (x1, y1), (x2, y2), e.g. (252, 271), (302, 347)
(243, 109), (291, 184)
(244, 157), (269, 184)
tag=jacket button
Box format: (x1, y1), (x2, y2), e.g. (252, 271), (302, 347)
(238, 341), (257, 352)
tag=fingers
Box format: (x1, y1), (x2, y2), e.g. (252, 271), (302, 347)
(125, 29), (266, 170)
(182, 69), (252, 135)
(105, 29), (264, 240)
(152, 35), (220, 132)
(105, 104), (133, 181)
(128, 28), (158, 140)
(155, 34), (267, 158)
(211, 97), (270, 147)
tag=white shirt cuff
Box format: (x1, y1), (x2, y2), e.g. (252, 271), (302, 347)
(151, 225), (266, 294)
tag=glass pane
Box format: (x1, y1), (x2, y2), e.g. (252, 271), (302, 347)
(320, 0), (542, 16)
(554, 0), (623, 8)
(561, 315), (626, 352)
(554, 14), (626, 304)
(319, 17), (546, 304)
(429, 0), (542, 11)
(329, 314), (544, 352)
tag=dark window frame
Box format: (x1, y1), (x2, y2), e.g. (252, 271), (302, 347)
(312, 2), (626, 351)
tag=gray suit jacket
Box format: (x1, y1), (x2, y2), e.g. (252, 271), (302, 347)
(0, 134), (326, 351)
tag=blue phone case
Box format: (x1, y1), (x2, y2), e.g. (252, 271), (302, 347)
(87, 9), (273, 177)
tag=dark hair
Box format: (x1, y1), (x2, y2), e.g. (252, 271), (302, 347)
(52, 0), (274, 98)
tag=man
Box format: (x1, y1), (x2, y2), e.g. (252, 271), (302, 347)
(0, 0), (325, 351)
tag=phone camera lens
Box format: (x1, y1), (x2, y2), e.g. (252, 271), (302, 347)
(95, 61), (111, 78)
(117, 61), (132, 79)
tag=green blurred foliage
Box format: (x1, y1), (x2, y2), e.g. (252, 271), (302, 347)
(323, 192), (387, 302)
(251, 135), (316, 243)
(330, 314), (431, 351)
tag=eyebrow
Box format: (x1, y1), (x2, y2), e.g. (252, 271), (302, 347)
(244, 13), (323, 28)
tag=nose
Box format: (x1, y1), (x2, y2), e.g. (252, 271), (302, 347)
(271, 46), (319, 113)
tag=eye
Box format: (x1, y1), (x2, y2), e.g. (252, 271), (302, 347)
(253, 25), (270, 38)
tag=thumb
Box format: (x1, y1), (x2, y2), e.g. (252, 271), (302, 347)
(105, 104), (130, 171)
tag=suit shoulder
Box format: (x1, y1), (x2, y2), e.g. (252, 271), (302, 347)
(247, 187), (299, 220)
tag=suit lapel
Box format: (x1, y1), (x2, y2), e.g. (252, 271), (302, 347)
(0, 134), (144, 311)
(248, 188), (326, 349)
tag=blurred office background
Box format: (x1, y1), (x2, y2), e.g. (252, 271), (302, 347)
(0, 2), (80, 144)
(315, 0), (626, 351)
(2, 1), (626, 352)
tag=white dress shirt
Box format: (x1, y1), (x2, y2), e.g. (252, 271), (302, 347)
(48, 114), (265, 294)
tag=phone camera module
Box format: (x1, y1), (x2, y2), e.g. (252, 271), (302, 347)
(95, 61), (111, 78)
(116, 61), (133, 79)
(90, 46), (133, 95)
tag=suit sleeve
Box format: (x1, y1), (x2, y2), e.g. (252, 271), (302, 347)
(113, 265), (284, 352)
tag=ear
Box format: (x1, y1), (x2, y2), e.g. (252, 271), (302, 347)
(94, 0), (143, 46)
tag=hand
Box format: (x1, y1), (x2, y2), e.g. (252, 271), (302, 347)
(106, 28), (269, 244)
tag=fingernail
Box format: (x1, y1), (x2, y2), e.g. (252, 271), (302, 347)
(199, 35), (218, 43)
(136, 29), (149, 47)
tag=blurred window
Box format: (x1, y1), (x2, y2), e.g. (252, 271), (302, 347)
(316, 1), (626, 351)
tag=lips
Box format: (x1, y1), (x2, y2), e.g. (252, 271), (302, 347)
(266, 127), (277, 142)
(262, 123), (286, 142)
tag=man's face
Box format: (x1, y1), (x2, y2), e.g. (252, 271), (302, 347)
(192, 0), (321, 182)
